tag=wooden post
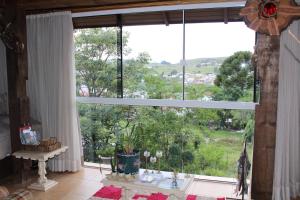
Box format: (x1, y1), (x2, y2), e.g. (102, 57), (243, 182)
(251, 34), (280, 200)
(3, 0), (30, 182)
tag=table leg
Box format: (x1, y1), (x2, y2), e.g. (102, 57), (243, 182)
(38, 161), (47, 184)
(28, 160), (58, 191)
(124, 187), (129, 200)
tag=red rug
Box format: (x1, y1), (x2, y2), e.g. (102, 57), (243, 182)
(91, 185), (225, 200)
(92, 185), (122, 200)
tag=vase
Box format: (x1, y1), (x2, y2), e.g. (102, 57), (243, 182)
(116, 150), (140, 175)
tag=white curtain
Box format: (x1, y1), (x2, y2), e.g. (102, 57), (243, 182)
(273, 20), (300, 200)
(26, 11), (82, 172)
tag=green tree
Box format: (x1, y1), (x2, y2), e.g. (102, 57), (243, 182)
(186, 84), (221, 100)
(75, 28), (129, 161)
(124, 52), (151, 97)
(75, 28), (129, 97)
(214, 51), (253, 101)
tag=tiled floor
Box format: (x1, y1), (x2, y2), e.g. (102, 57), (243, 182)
(2, 167), (244, 200)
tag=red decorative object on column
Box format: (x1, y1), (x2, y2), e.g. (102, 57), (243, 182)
(240, 0), (300, 35)
(261, 1), (278, 18)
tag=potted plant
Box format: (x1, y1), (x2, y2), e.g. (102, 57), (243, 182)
(116, 125), (140, 175)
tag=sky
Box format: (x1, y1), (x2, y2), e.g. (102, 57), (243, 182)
(124, 22), (255, 64)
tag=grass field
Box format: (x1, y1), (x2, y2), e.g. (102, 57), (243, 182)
(148, 57), (224, 75)
(150, 64), (218, 75)
(177, 127), (253, 178)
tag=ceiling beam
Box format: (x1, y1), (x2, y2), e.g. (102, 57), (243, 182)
(163, 12), (170, 26)
(18, 0), (245, 13)
(224, 8), (228, 24)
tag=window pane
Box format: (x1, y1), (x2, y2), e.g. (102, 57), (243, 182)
(78, 103), (254, 178)
(123, 24), (183, 99)
(185, 22), (255, 102)
(75, 28), (118, 98)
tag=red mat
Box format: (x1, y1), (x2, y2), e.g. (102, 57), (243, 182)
(93, 186), (225, 200)
(93, 185), (122, 200)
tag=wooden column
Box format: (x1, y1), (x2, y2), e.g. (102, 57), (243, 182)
(4, 0), (29, 153)
(3, 0), (30, 182)
(251, 34), (280, 200)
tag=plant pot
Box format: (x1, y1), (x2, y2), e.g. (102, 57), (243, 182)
(117, 151), (140, 174)
(99, 156), (113, 165)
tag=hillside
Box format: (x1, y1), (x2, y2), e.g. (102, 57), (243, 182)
(148, 57), (225, 75)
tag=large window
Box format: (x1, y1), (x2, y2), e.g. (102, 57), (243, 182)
(75, 28), (119, 98)
(75, 6), (256, 178)
(185, 23), (255, 102)
(123, 24), (183, 99)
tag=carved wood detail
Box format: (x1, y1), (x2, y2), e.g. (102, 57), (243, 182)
(0, 8), (24, 53)
(240, 0), (300, 36)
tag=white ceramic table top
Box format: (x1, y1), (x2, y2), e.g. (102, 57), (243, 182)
(13, 146), (68, 161)
(103, 169), (194, 199)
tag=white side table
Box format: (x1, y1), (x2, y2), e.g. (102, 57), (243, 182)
(13, 146), (68, 191)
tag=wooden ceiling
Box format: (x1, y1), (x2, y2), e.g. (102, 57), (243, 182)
(15, 0), (246, 29)
(73, 7), (242, 29)
(17, 0), (245, 12)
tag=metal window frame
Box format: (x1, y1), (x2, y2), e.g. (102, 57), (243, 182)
(77, 97), (256, 110)
(117, 14), (123, 98)
(74, 0), (256, 111)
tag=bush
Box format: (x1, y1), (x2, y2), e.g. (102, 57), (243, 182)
(182, 151), (194, 164)
(97, 146), (115, 157)
(198, 146), (227, 171)
(244, 119), (254, 143)
(168, 144), (182, 169)
(203, 168), (226, 177)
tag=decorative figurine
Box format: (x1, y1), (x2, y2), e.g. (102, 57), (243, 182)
(143, 150), (150, 174)
(150, 156), (157, 173)
(235, 141), (251, 200)
(156, 150), (163, 174)
(171, 170), (178, 188)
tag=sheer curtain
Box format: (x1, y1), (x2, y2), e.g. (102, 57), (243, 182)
(26, 11), (82, 172)
(273, 20), (300, 200)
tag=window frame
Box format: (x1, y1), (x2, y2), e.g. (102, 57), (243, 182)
(74, 1), (257, 111)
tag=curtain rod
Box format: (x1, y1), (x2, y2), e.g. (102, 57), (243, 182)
(72, 1), (246, 18)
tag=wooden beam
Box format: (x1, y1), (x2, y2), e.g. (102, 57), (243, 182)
(18, 0), (245, 13)
(163, 12), (170, 26)
(224, 8), (228, 24)
(251, 34), (280, 200)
